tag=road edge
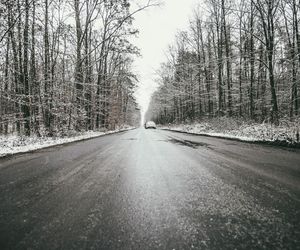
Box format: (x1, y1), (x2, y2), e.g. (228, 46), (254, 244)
(160, 128), (300, 149)
(0, 128), (136, 160)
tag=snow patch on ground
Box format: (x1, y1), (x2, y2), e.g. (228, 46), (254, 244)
(0, 125), (134, 158)
(160, 118), (300, 145)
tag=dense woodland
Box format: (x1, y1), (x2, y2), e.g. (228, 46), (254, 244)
(0, 0), (153, 136)
(147, 0), (300, 126)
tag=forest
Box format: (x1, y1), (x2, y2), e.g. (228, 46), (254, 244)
(0, 0), (154, 137)
(146, 0), (300, 130)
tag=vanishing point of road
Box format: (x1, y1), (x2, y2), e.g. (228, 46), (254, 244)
(0, 128), (299, 249)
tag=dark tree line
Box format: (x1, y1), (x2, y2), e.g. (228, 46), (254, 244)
(0, 0), (155, 136)
(146, 0), (300, 126)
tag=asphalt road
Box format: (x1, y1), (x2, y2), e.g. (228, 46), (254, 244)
(0, 128), (299, 250)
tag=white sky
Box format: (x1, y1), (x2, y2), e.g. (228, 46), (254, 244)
(131, 0), (200, 119)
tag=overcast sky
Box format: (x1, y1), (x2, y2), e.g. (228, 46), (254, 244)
(131, 0), (200, 119)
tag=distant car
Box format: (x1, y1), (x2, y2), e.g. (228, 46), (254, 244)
(145, 121), (156, 129)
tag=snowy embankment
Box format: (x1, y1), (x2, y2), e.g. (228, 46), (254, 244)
(0, 126), (135, 158)
(160, 117), (300, 147)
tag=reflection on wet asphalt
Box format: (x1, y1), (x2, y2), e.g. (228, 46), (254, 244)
(0, 128), (299, 249)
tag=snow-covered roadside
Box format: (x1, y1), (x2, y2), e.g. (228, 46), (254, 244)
(0, 126), (135, 158)
(159, 118), (300, 147)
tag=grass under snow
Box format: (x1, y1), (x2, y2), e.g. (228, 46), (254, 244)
(160, 117), (300, 147)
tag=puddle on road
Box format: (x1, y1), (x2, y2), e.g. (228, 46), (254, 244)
(168, 138), (211, 149)
(123, 138), (138, 141)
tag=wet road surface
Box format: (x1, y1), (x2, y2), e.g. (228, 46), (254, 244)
(0, 128), (299, 249)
